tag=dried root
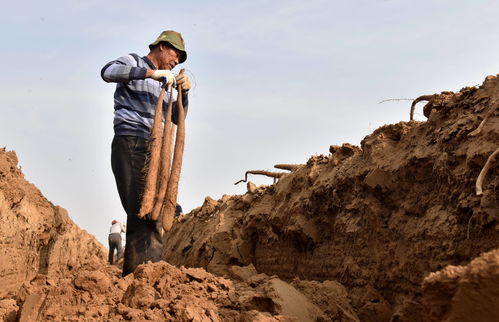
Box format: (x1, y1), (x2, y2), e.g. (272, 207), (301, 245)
(274, 164), (303, 171)
(235, 170), (286, 185)
(137, 84), (168, 218)
(410, 94), (436, 121)
(476, 147), (499, 196)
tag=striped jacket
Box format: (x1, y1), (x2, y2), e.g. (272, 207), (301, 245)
(101, 54), (188, 139)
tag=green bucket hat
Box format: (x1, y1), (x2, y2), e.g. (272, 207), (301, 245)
(149, 30), (187, 63)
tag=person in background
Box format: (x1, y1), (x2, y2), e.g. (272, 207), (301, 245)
(108, 219), (126, 265)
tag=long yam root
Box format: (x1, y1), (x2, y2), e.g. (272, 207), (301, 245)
(468, 117), (488, 137)
(274, 164), (303, 171)
(163, 69), (186, 231)
(137, 84), (168, 218)
(150, 87), (175, 221)
(476, 147), (499, 196)
(235, 170), (286, 185)
(469, 106), (497, 137)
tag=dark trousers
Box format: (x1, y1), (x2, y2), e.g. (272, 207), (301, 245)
(111, 135), (163, 276)
(108, 233), (123, 264)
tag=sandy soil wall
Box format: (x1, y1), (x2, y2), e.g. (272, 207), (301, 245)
(163, 75), (499, 320)
(0, 149), (107, 313)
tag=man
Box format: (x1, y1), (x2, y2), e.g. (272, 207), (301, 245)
(101, 30), (191, 276)
(108, 219), (126, 264)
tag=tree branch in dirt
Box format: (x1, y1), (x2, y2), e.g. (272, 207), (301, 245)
(162, 69), (187, 231)
(274, 164), (303, 171)
(137, 84), (168, 218)
(150, 87), (175, 221)
(234, 170), (286, 185)
(475, 147), (499, 196)
(410, 95), (436, 121)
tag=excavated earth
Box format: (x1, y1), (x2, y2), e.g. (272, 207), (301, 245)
(0, 75), (498, 321)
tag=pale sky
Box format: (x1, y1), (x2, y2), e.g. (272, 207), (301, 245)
(2, 0), (499, 246)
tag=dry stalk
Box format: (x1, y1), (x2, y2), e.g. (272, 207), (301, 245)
(137, 83), (168, 218)
(378, 98), (413, 104)
(410, 95), (435, 121)
(274, 164), (303, 171)
(150, 87), (175, 221)
(162, 69), (186, 231)
(476, 147), (499, 196)
(234, 170), (286, 185)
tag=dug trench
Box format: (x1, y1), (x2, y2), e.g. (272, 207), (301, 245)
(0, 75), (498, 321)
(162, 74), (499, 320)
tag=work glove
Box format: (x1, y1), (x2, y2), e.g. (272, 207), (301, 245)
(151, 70), (175, 86)
(175, 73), (191, 92)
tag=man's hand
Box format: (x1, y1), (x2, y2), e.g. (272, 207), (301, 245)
(175, 73), (191, 92)
(150, 70), (175, 86)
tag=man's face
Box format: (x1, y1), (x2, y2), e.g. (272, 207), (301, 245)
(158, 43), (181, 70)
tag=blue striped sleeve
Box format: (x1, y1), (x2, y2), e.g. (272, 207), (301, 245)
(101, 55), (148, 83)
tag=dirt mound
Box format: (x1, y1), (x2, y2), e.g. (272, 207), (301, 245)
(1, 259), (357, 321)
(162, 75), (499, 320)
(0, 74), (498, 321)
(0, 148), (106, 299)
(422, 248), (499, 322)
(0, 148), (356, 321)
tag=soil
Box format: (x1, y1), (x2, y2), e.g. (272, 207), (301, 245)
(0, 75), (498, 321)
